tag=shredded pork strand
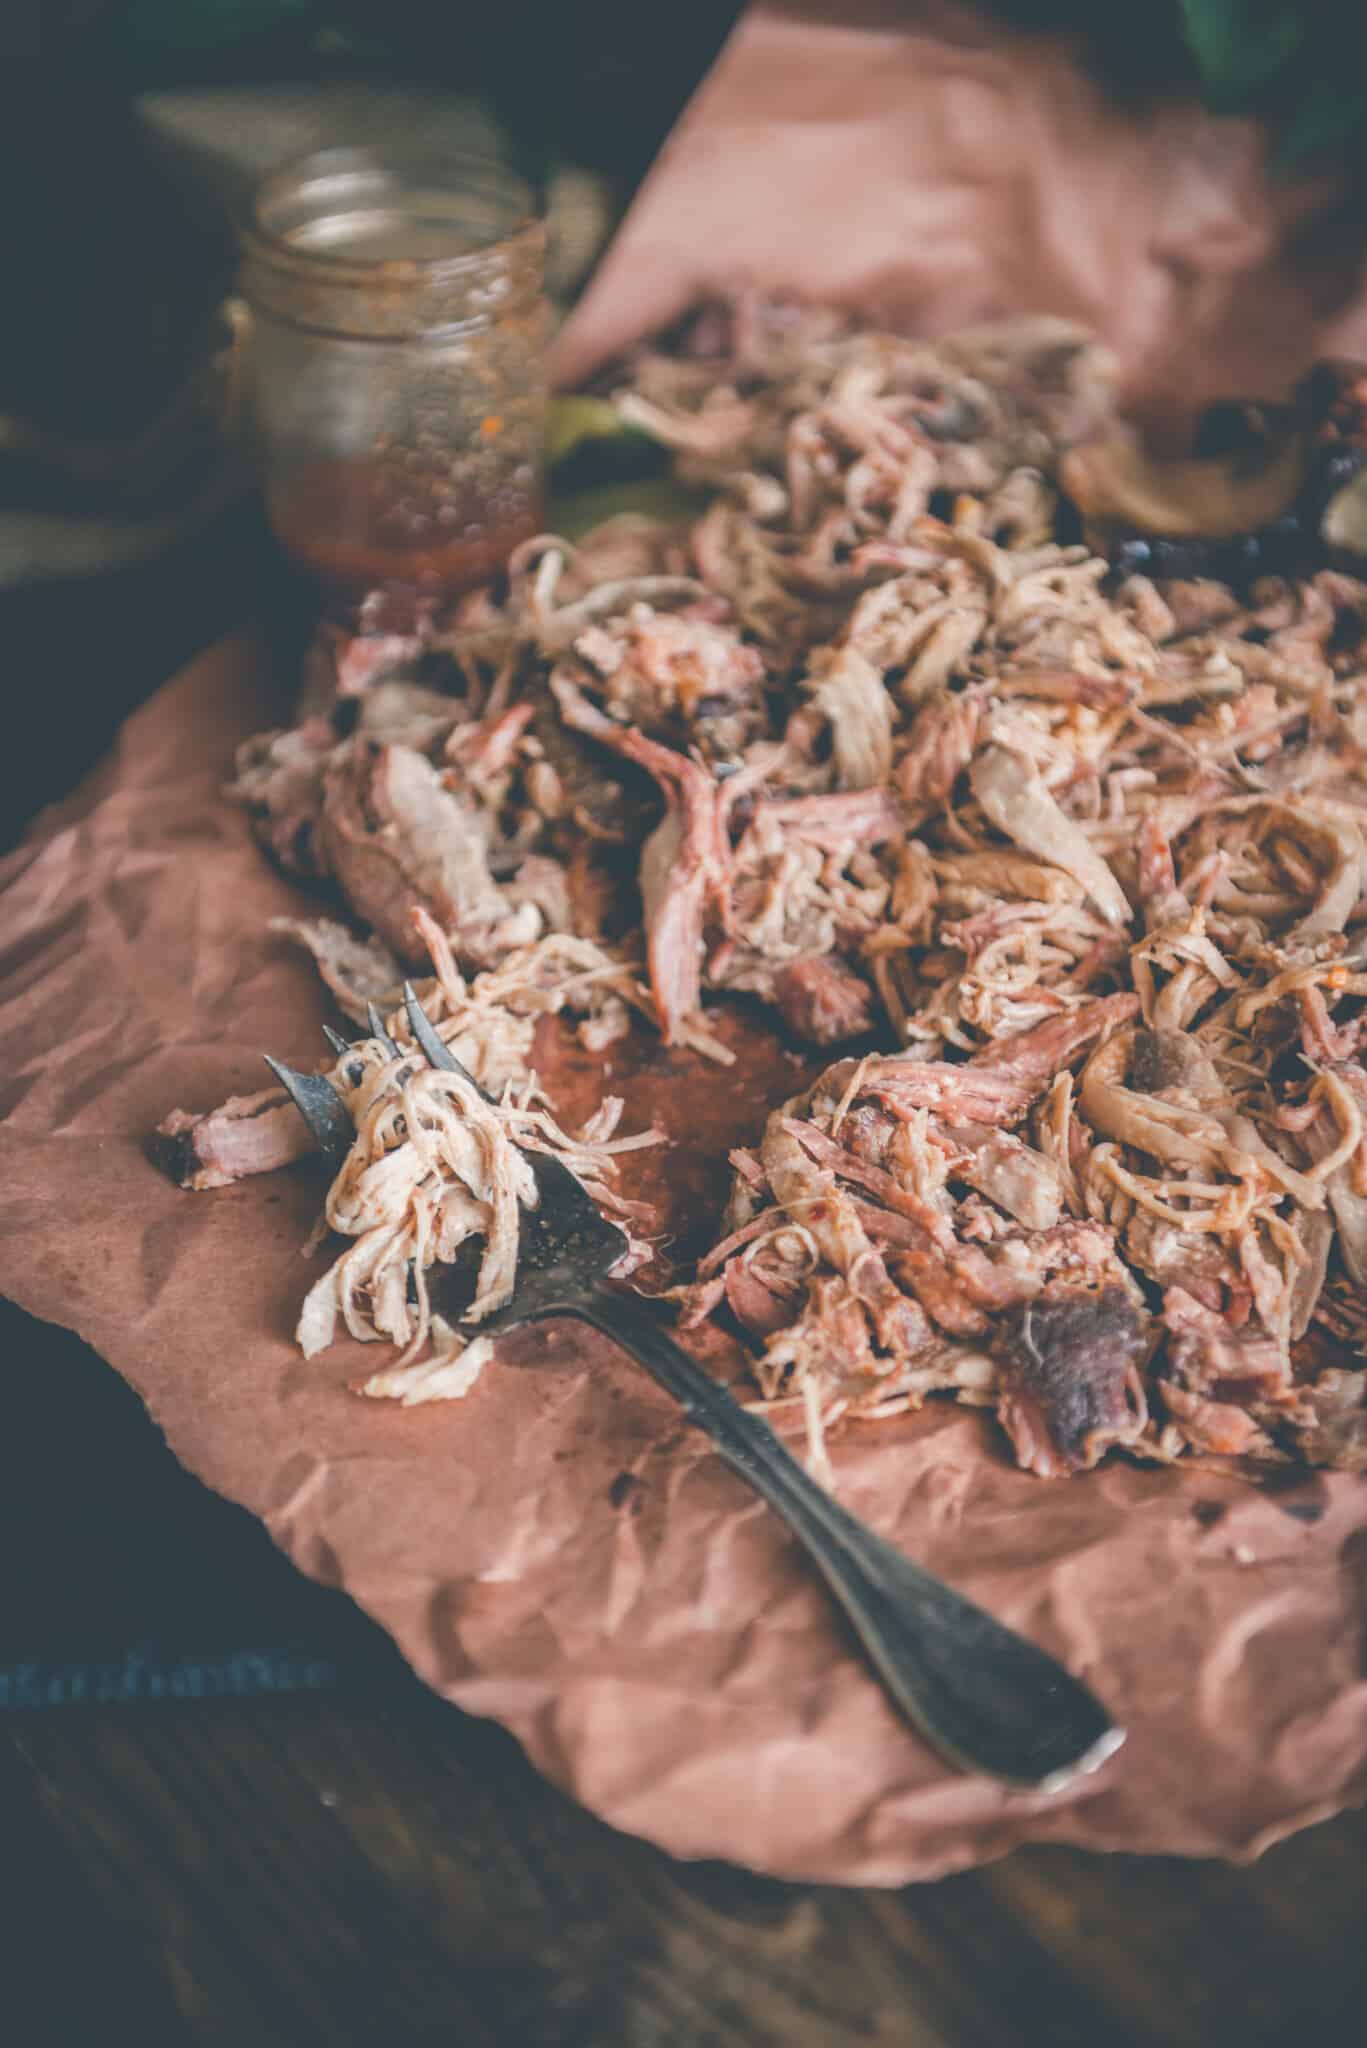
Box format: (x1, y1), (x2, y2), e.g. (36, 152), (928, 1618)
(171, 296), (1367, 1474)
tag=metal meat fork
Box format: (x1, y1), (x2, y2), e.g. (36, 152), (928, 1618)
(265, 991), (1124, 1793)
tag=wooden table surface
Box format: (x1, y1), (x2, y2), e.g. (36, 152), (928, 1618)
(3, 519), (1366, 2048)
(7, 1660), (1367, 2046)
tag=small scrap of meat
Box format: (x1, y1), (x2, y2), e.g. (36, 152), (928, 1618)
(894, 690), (983, 812)
(1120, 1211), (1234, 1313)
(714, 950), (879, 1050)
(270, 916), (404, 1025)
(1159, 1289), (1289, 1457)
(708, 786), (896, 1045)
(554, 676), (730, 1046)
(1288, 1208), (1334, 1341)
(319, 741), (544, 969)
(760, 1269), (894, 1389)
(330, 628), (427, 697)
(1327, 1161), (1367, 1294)
(1128, 1027), (1222, 1098)
(803, 644), (894, 789)
(751, 788), (906, 853)
(951, 1218), (1126, 1317)
(947, 1126), (1068, 1231)
(1292, 1369), (1367, 1470)
(994, 1284), (1150, 1477)
(858, 995), (1138, 1127)
(1304, 1062), (1367, 1291)
(571, 601), (767, 760)
(723, 1230), (813, 1339)
(971, 741), (1132, 928)
(772, 957), (876, 1045)
(226, 721), (334, 877)
(1080, 1027), (1319, 1208)
(152, 1087), (310, 1189)
(634, 748), (728, 1044)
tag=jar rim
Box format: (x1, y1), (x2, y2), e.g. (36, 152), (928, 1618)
(242, 144), (541, 287)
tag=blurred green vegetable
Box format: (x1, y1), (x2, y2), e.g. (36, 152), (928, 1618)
(545, 394), (670, 495)
(545, 396), (639, 468)
(1175, 2), (1365, 168)
(551, 476), (705, 542)
(1178, 0), (1305, 107)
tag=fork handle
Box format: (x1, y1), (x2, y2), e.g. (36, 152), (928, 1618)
(565, 1283), (1123, 1792)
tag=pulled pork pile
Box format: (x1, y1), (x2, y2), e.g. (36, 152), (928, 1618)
(163, 300), (1367, 1472)
(296, 927), (656, 1410)
(157, 902), (659, 1401)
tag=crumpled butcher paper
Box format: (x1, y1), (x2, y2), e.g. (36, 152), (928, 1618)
(4, 0), (1367, 1881)
(553, 0), (1367, 431)
(1, 639), (1364, 1883)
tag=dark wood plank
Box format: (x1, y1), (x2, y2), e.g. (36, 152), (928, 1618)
(1, 1738), (191, 2048)
(7, 1686), (1365, 2047)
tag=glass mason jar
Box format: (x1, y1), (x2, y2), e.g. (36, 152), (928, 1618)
(238, 148), (547, 628)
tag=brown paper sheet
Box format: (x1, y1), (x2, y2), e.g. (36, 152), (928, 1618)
(1, 633), (1365, 1883)
(552, 0), (1367, 430)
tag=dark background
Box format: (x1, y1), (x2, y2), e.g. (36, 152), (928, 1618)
(5, 3), (1363, 443)
(0, 3), (744, 438)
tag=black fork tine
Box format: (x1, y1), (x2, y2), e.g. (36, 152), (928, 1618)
(262, 1055), (355, 1172)
(323, 1023), (370, 1091)
(401, 983), (497, 1104)
(365, 1001), (400, 1058)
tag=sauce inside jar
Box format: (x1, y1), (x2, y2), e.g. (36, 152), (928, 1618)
(242, 150), (547, 628)
(267, 456), (543, 622)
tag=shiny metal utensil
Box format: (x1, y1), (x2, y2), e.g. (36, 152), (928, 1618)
(264, 992), (1125, 1792)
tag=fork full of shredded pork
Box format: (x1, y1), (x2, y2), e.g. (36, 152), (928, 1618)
(157, 297), (1367, 1476)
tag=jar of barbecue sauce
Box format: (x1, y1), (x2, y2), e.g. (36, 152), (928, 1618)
(238, 148), (547, 628)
